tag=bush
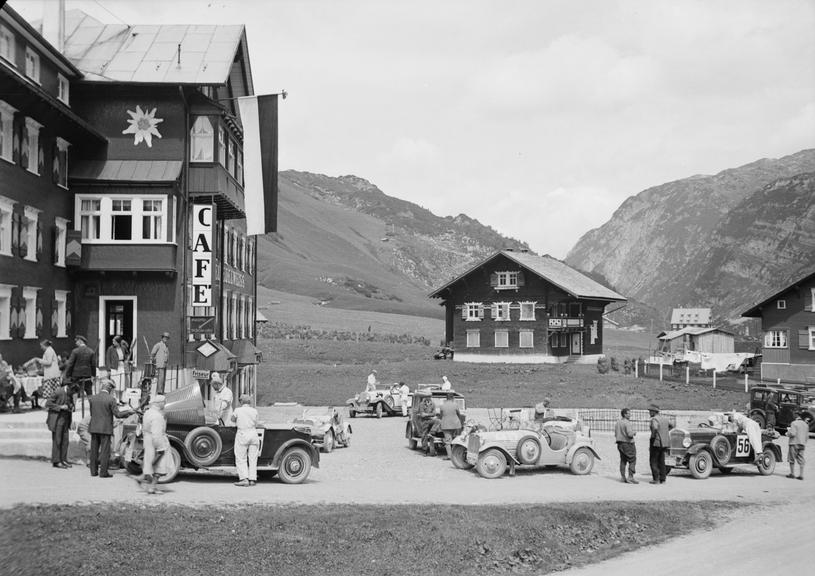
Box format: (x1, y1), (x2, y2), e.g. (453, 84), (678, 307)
(597, 356), (610, 374)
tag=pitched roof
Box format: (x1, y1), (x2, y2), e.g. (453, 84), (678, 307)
(658, 327), (733, 340)
(429, 250), (626, 302)
(741, 268), (815, 317)
(670, 308), (712, 325)
(61, 10), (245, 84)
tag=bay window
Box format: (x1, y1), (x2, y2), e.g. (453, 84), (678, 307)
(142, 199), (163, 240)
(190, 116), (214, 162)
(111, 199), (132, 240)
(218, 126), (226, 168)
(75, 195), (170, 243)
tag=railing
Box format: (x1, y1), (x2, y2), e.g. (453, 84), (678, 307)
(577, 408), (677, 433)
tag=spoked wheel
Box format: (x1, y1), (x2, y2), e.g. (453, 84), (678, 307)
(751, 413), (766, 429)
(277, 447), (312, 484)
(569, 447), (595, 475)
(476, 449), (507, 479)
(451, 445), (473, 470)
(322, 430), (335, 453)
(756, 448), (776, 475)
(158, 446), (181, 483)
(375, 403), (383, 419)
(689, 451), (713, 479)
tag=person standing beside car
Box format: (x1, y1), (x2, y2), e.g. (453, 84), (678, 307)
(439, 392), (462, 460)
(150, 332), (171, 394)
(648, 404), (673, 484)
(88, 380), (132, 478)
(139, 394), (169, 494)
(614, 408), (638, 484)
(210, 372), (234, 426)
(399, 382), (410, 416)
(45, 380), (74, 469)
(419, 396), (438, 456)
(231, 394), (260, 487)
(787, 411), (809, 480)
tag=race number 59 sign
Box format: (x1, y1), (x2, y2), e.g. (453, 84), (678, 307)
(735, 434), (751, 457)
(192, 204), (213, 306)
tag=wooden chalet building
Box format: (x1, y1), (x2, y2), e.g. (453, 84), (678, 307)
(741, 269), (815, 384)
(429, 249), (626, 363)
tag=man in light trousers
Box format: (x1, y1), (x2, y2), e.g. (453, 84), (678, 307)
(231, 394), (259, 487)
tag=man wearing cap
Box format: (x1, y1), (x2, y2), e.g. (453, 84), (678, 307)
(231, 394), (259, 486)
(648, 403), (673, 484)
(63, 335), (96, 400)
(210, 373), (234, 426)
(45, 379), (74, 469)
(88, 379), (133, 478)
(150, 332), (171, 394)
(140, 394), (169, 494)
(787, 410), (809, 480)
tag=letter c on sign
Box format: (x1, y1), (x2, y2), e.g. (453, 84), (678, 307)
(197, 206), (212, 227)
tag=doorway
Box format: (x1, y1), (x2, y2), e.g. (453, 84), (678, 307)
(571, 332), (582, 355)
(99, 297), (137, 363)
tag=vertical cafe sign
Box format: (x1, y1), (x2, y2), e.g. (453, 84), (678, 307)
(192, 204), (213, 307)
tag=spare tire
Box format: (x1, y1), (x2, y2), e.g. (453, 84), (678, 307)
(709, 435), (731, 464)
(517, 435), (542, 465)
(184, 426), (223, 467)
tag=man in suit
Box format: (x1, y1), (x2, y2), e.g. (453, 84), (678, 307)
(88, 379), (132, 477)
(63, 335), (96, 400)
(45, 380), (74, 469)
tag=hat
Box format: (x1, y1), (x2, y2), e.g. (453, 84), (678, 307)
(210, 372), (223, 384)
(371, 369), (377, 374)
(648, 403), (660, 412)
(149, 394), (166, 405)
(161, 332), (171, 339)
(239, 394), (252, 405)
(75, 335), (87, 343)
(100, 380), (115, 391)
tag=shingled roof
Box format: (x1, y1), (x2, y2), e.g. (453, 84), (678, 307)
(429, 250), (626, 302)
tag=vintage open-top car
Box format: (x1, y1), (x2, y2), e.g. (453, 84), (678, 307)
(464, 420), (599, 479)
(292, 406), (352, 452)
(122, 384), (319, 484)
(346, 384), (406, 418)
(667, 416), (781, 479)
(405, 386), (466, 455)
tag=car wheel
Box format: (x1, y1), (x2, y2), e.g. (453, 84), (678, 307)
(126, 460), (142, 476)
(158, 446), (181, 484)
(710, 434), (731, 464)
(451, 445), (473, 470)
(322, 430), (335, 453)
(183, 426), (223, 467)
(756, 448), (776, 476)
(386, 396), (395, 410)
(517, 436), (542, 466)
(569, 447), (595, 475)
(407, 423), (418, 450)
(277, 446), (312, 484)
(342, 433), (350, 448)
(348, 408), (356, 418)
(751, 413), (766, 429)
(476, 449), (507, 479)
(689, 450), (713, 479)
(719, 466), (734, 475)
(376, 403), (383, 419)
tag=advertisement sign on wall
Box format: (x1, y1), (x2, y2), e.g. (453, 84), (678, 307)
(192, 204), (213, 307)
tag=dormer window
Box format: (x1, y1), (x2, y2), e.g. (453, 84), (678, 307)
(57, 74), (70, 105)
(495, 271), (519, 290)
(25, 48), (40, 84)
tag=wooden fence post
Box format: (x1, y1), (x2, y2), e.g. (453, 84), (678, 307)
(744, 374), (749, 392)
(686, 365), (689, 385)
(659, 362), (663, 382)
(713, 370), (716, 389)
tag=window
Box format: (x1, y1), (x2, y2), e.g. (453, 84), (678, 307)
(55, 137), (70, 188)
(227, 139), (235, 176)
(23, 206), (40, 262)
(22, 286), (39, 339)
(222, 291), (229, 340)
(0, 284), (12, 339)
(142, 199), (163, 240)
(466, 329), (480, 348)
(231, 293), (238, 339)
(239, 295), (245, 338)
(247, 297), (254, 338)
(25, 48), (40, 83)
(519, 330), (534, 348)
(190, 116), (214, 162)
(54, 290), (68, 337)
(218, 126), (226, 168)
(492, 302), (510, 321)
(559, 332), (568, 347)
(809, 327), (815, 351)
(494, 330), (508, 348)
(495, 271), (519, 289)
(764, 330), (787, 348)
(465, 302), (483, 321)
(0, 25), (14, 63)
(519, 301), (536, 321)
(236, 148), (243, 185)
(57, 74), (70, 105)
(777, 300), (786, 310)
(111, 199), (132, 240)
(54, 217), (68, 266)
(79, 198), (101, 240)
(24, 117), (42, 174)
(0, 100), (16, 162)
(811, 288), (815, 312)
(0, 196), (14, 256)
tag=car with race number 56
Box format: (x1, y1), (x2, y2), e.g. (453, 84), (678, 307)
(667, 415), (781, 479)
(122, 384), (319, 484)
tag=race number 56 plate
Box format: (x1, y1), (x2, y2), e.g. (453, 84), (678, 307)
(735, 434), (751, 457)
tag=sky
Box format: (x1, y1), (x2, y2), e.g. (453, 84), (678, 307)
(12, 0), (815, 258)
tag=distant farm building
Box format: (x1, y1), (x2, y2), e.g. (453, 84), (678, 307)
(657, 327), (735, 355)
(670, 308), (712, 330)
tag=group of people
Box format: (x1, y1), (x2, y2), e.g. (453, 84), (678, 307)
(417, 392), (462, 459)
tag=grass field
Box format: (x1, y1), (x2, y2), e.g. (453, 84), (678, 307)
(1, 501), (740, 576)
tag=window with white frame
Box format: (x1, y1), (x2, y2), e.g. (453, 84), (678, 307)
(54, 290), (68, 337)
(57, 74), (70, 105)
(0, 283), (12, 339)
(519, 330), (534, 348)
(190, 116), (214, 162)
(23, 206), (40, 262)
(764, 330), (787, 348)
(0, 196), (14, 256)
(54, 217), (68, 266)
(495, 271), (519, 289)
(218, 126), (226, 168)
(247, 297), (254, 338)
(227, 138), (235, 177)
(466, 329), (480, 348)
(811, 288), (815, 312)
(494, 330), (508, 348)
(24, 117), (42, 174)
(236, 148), (243, 185)
(25, 48), (40, 83)
(0, 25), (13, 64)
(222, 291), (229, 340)
(519, 301), (536, 321)
(240, 295), (246, 338)
(465, 302), (483, 321)
(22, 286), (39, 339)
(492, 302), (510, 321)
(809, 327), (815, 351)
(75, 195), (169, 243)
(231, 293), (238, 340)
(777, 300), (786, 310)
(55, 137), (70, 188)
(0, 101), (15, 162)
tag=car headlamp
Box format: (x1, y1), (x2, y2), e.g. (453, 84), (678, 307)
(682, 436), (691, 448)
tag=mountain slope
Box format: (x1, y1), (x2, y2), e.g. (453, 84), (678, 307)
(565, 149), (815, 324)
(256, 171), (529, 317)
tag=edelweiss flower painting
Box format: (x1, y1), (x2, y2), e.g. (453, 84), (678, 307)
(122, 105), (164, 147)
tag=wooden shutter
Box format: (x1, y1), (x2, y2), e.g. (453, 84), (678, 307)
(799, 329), (810, 350)
(20, 124), (28, 169)
(51, 296), (58, 334)
(12, 116), (20, 164)
(52, 141), (60, 184)
(35, 290), (43, 336)
(489, 272), (498, 287)
(66, 295), (72, 333)
(460, 305), (467, 320)
(36, 219), (43, 260)
(517, 271), (526, 287)
(51, 224), (58, 264)
(16, 289), (25, 339)
(37, 138), (44, 174)
(478, 304), (485, 319)
(9, 288), (18, 335)
(18, 216), (28, 258)
(11, 212), (19, 256)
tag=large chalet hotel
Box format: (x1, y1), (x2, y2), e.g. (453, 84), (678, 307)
(0, 4), (276, 398)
